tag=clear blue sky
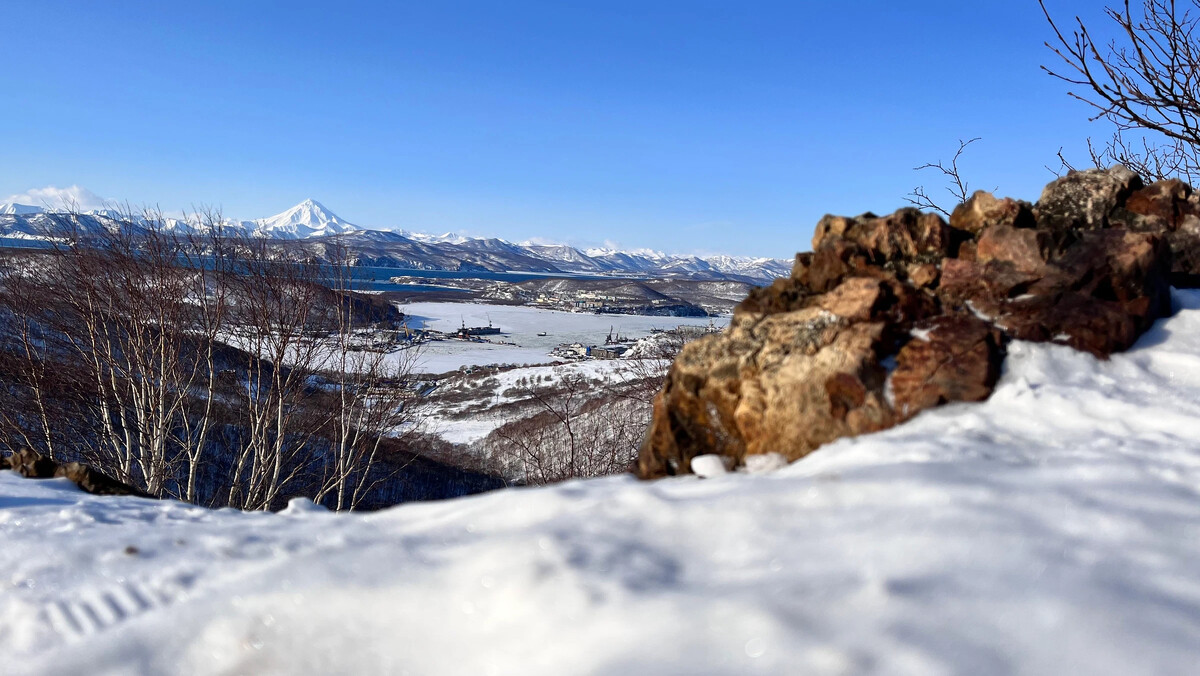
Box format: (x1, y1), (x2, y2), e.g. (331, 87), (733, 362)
(0, 1), (1115, 257)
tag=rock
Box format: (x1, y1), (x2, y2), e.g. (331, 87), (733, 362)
(975, 224), (1051, 273)
(816, 277), (885, 321)
(812, 209), (953, 265)
(791, 252), (813, 282)
(950, 191), (1035, 234)
(638, 166), (1179, 478)
(937, 258), (1041, 317)
(1109, 178), (1200, 287)
(1168, 226), (1200, 287)
(889, 314), (1003, 419)
(55, 462), (151, 497)
(6, 447), (148, 497)
(637, 307), (896, 477)
(1121, 178), (1191, 230)
(1035, 166), (1143, 240)
(11, 448), (58, 478)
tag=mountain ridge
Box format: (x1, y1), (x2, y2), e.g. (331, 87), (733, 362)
(0, 198), (790, 283)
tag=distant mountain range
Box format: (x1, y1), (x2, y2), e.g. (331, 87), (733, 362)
(0, 198), (790, 284)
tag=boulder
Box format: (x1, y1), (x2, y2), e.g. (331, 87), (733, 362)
(637, 307), (896, 478)
(56, 462), (151, 497)
(889, 314), (1003, 419)
(1110, 178), (1200, 287)
(10, 447), (58, 478)
(638, 166), (1180, 478)
(5, 447), (149, 497)
(1035, 165), (1142, 240)
(975, 224), (1051, 273)
(950, 191), (1035, 234)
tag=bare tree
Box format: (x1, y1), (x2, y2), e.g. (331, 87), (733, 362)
(1042, 0), (1200, 181)
(481, 330), (697, 486)
(483, 368), (641, 485)
(312, 239), (424, 510)
(906, 138), (983, 217)
(0, 208), (432, 510)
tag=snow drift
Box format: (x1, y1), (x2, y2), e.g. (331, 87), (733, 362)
(3, 290), (1200, 675)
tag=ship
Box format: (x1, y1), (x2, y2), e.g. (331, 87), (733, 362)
(456, 317), (501, 338)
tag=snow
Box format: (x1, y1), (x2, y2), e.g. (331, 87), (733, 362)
(424, 359), (639, 444)
(690, 454), (730, 477)
(399, 302), (726, 374)
(3, 289), (1200, 675)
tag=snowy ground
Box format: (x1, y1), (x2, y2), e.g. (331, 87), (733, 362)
(424, 360), (637, 445)
(399, 302), (725, 373)
(4, 291), (1200, 675)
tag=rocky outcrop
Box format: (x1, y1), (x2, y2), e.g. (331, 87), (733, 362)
(2, 448), (150, 497)
(638, 167), (1198, 478)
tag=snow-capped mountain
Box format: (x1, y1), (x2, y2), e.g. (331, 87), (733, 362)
(252, 199), (358, 239)
(0, 197), (790, 283)
(0, 202), (44, 216)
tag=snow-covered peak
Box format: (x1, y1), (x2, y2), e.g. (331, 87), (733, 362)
(0, 203), (45, 216)
(584, 246), (668, 260)
(400, 230), (471, 245)
(253, 199), (359, 239)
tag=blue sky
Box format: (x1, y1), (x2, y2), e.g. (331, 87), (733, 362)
(1, 1), (1116, 257)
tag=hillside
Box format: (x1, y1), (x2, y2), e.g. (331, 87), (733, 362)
(4, 288), (1199, 676)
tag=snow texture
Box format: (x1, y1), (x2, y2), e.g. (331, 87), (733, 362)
(3, 290), (1200, 675)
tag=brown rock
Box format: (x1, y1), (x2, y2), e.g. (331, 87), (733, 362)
(890, 315), (1003, 419)
(637, 309), (895, 477)
(811, 214), (857, 249)
(11, 448), (57, 478)
(1121, 178), (1191, 230)
(998, 292), (1140, 358)
(950, 191), (1035, 234)
(791, 252), (813, 283)
(806, 238), (872, 293)
(907, 262), (940, 289)
(957, 240), (978, 262)
(1047, 230), (1171, 308)
(1168, 225), (1200, 287)
(6, 447), (148, 497)
(817, 277), (884, 321)
(976, 225), (1051, 273)
(937, 258), (1041, 312)
(1107, 178), (1200, 288)
(815, 208), (952, 263)
(55, 462), (150, 497)
(738, 276), (813, 315)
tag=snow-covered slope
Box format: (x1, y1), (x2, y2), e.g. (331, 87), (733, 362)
(3, 289), (1200, 675)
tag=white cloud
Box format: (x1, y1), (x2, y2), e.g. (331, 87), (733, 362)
(1, 185), (109, 212)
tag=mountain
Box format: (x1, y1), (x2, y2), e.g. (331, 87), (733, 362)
(252, 199), (358, 239)
(0, 203), (44, 216)
(0, 197), (790, 283)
